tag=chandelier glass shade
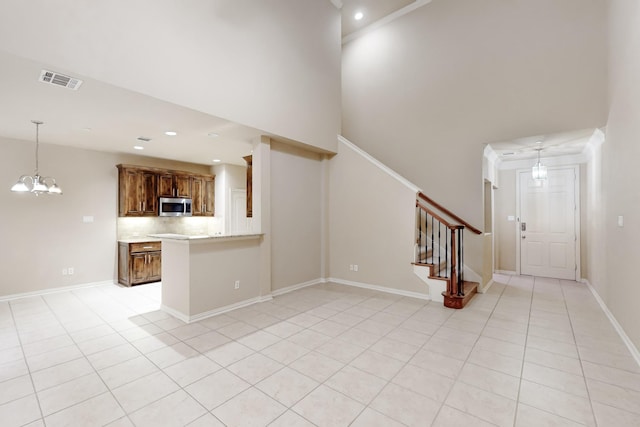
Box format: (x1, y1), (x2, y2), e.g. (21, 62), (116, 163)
(11, 121), (63, 195)
(532, 148), (547, 180)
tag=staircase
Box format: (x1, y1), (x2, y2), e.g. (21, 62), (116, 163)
(413, 192), (481, 309)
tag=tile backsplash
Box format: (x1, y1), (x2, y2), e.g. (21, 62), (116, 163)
(117, 216), (222, 240)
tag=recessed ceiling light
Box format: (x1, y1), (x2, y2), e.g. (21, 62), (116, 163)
(134, 146), (144, 150)
(208, 132), (219, 138)
(165, 131), (177, 136)
(212, 159), (221, 163)
(82, 127), (92, 132)
(354, 11), (364, 20)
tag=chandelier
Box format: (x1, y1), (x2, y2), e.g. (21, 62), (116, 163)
(531, 147), (547, 180)
(11, 121), (62, 195)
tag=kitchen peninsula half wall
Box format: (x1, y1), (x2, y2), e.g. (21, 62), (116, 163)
(159, 233), (265, 322)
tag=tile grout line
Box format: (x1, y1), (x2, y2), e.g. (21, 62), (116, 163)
(7, 297), (46, 426)
(428, 277), (511, 426)
(511, 275), (535, 427)
(38, 289), (138, 426)
(559, 279), (599, 427)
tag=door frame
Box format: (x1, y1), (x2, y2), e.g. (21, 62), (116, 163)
(515, 164), (581, 280)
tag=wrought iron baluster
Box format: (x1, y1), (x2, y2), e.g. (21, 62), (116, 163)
(445, 227), (448, 280)
(431, 215), (434, 266)
(437, 221), (441, 276)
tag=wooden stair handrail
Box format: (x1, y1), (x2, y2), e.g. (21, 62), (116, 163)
(416, 202), (463, 231)
(418, 192), (482, 235)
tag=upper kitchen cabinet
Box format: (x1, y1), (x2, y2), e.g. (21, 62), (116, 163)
(192, 175), (215, 216)
(158, 172), (191, 198)
(117, 165), (158, 216)
(243, 155), (253, 218)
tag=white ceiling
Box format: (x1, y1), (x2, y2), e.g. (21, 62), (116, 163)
(0, 51), (267, 166)
(1, 3), (596, 168)
(488, 128), (596, 162)
(340, 0), (417, 37)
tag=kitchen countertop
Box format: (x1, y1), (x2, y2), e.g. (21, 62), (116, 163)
(118, 237), (162, 243)
(118, 233), (262, 244)
(147, 233), (262, 241)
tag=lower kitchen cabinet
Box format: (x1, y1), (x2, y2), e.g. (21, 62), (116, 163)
(118, 241), (162, 286)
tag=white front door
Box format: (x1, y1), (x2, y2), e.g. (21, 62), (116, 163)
(518, 167), (578, 280)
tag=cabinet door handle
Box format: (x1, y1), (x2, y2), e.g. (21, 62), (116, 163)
(139, 202), (142, 211)
(143, 246), (153, 249)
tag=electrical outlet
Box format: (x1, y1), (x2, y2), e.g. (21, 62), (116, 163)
(62, 268), (67, 276)
(68, 267), (74, 275)
(234, 280), (240, 289)
(354, 265), (359, 272)
(349, 264), (354, 271)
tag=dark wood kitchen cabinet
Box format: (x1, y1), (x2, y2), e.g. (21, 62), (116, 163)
(117, 164), (214, 217)
(243, 155), (252, 217)
(191, 175), (215, 216)
(117, 165), (158, 216)
(118, 241), (162, 286)
(158, 172), (192, 198)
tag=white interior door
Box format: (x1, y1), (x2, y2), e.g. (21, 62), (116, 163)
(229, 189), (248, 234)
(519, 167), (577, 280)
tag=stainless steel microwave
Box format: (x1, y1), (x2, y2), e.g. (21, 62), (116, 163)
(159, 197), (192, 217)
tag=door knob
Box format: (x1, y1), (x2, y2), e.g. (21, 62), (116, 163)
(522, 235), (526, 239)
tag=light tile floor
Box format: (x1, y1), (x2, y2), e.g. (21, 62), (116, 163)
(1, 275), (640, 426)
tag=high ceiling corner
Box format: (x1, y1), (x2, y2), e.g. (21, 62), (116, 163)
(340, 0), (431, 40)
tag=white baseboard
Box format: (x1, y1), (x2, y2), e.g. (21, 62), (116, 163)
(495, 270), (516, 275)
(271, 278), (326, 297)
(480, 279), (495, 294)
(157, 278), (324, 324)
(0, 280), (115, 302)
(162, 295), (266, 324)
(582, 279), (640, 368)
(327, 277), (430, 301)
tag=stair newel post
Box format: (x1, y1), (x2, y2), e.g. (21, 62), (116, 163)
(458, 227), (464, 296)
(449, 226), (457, 296)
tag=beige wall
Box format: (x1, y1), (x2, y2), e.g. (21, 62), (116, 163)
(495, 169), (517, 272)
(598, 0), (640, 349)
(328, 140), (426, 295)
(270, 142), (323, 290)
(190, 239), (261, 316)
(582, 139), (606, 300)
(0, 0), (341, 153)
(1, 136), (214, 297)
(341, 0), (607, 230)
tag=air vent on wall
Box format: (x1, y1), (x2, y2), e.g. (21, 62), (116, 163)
(137, 137), (152, 142)
(39, 69), (83, 90)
